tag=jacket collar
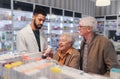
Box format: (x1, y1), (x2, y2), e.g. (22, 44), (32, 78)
(81, 33), (98, 51)
(58, 47), (73, 59)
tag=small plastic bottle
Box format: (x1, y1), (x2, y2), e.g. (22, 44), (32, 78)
(42, 45), (52, 59)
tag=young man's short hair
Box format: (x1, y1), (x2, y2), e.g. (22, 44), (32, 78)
(33, 7), (47, 16)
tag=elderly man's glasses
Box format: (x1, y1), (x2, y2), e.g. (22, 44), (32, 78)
(78, 26), (88, 29)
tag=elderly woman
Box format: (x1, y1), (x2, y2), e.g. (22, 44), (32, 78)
(53, 32), (80, 69)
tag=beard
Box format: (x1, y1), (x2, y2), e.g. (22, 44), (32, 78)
(34, 20), (43, 30)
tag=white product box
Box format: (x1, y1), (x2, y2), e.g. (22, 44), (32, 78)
(110, 68), (120, 79)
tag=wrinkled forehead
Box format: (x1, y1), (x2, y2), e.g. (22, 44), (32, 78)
(60, 35), (67, 39)
(79, 19), (87, 26)
(59, 35), (69, 41)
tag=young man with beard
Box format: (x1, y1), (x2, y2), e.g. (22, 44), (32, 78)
(16, 7), (48, 53)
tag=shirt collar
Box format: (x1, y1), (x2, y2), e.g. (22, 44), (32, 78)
(58, 47), (73, 59)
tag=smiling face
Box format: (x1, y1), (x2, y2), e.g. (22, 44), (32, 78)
(58, 35), (72, 53)
(32, 14), (46, 30)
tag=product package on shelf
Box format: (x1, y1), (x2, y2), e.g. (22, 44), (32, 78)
(10, 60), (56, 79)
(0, 52), (42, 78)
(110, 68), (120, 79)
(1, 56), (110, 79)
(49, 65), (110, 79)
(0, 54), (22, 79)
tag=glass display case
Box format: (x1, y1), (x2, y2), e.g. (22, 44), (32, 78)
(63, 10), (73, 32)
(0, 0), (12, 54)
(0, 8), (13, 53)
(116, 15), (120, 36)
(73, 12), (82, 49)
(13, 1), (33, 50)
(105, 20), (117, 30)
(48, 8), (63, 50)
(105, 16), (117, 30)
(96, 16), (105, 35)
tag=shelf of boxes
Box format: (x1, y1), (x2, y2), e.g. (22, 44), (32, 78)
(0, 8), (13, 53)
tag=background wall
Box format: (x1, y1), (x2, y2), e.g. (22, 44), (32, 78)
(95, 0), (120, 16)
(16, 0), (96, 17)
(15, 0), (120, 16)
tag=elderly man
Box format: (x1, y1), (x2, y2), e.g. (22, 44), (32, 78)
(53, 32), (80, 69)
(78, 16), (119, 76)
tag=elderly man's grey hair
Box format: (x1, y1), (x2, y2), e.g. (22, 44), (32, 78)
(79, 16), (98, 32)
(60, 32), (75, 45)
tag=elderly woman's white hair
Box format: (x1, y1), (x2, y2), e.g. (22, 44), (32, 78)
(79, 16), (98, 32)
(60, 32), (75, 45)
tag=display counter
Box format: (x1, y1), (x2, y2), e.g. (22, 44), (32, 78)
(0, 52), (110, 79)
